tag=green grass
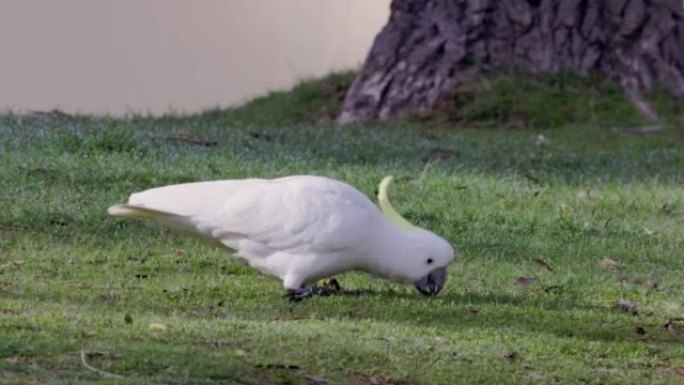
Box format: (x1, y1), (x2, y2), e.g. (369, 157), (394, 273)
(1, 72), (684, 384)
(428, 71), (684, 130)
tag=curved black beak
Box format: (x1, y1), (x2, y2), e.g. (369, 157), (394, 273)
(414, 267), (447, 296)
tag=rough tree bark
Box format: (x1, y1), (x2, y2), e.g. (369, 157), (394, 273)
(338, 0), (684, 123)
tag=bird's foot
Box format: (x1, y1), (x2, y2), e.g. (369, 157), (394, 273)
(285, 287), (313, 302)
(312, 277), (342, 296)
(284, 278), (343, 302)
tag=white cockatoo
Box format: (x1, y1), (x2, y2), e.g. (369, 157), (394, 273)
(108, 175), (454, 300)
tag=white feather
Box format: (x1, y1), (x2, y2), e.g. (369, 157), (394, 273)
(108, 175), (454, 291)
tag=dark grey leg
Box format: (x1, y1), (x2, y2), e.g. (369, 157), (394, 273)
(284, 286), (313, 302)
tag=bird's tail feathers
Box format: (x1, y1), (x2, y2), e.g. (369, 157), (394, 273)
(108, 204), (199, 234)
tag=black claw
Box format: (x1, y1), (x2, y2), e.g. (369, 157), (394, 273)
(285, 287), (313, 302)
(284, 278), (345, 301)
(313, 277), (342, 296)
(311, 286), (337, 296)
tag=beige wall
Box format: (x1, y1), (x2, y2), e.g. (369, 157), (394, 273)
(0, 0), (389, 115)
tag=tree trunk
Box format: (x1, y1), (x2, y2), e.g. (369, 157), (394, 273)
(338, 0), (684, 123)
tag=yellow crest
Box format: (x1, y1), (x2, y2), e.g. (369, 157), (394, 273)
(377, 176), (416, 230)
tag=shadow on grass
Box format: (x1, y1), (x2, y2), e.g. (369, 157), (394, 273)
(279, 290), (684, 346)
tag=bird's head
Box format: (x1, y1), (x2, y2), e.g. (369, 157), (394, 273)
(377, 176), (455, 296)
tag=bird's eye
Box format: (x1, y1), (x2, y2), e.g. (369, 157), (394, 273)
(426, 258), (434, 265)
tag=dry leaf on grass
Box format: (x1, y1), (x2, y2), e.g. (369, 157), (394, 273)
(0, 260), (26, 270)
(149, 323), (167, 332)
(600, 258), (622, 270)
(664, 322), (678, 334)
(664, 317), (684, 334)
(620, 276), (658, 290)
(5, 356), (19, 364)
(661, 367), (684, 376)
(533, 258), (554, 272)
(617, 299), (638, 315)
(515, 277), (537, 287)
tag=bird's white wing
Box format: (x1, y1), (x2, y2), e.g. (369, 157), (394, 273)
(114, 177), (379, 256)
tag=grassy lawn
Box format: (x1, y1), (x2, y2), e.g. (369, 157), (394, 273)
(1, 74), (684, 384)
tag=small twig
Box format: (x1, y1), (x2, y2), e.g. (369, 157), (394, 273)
(151, 135), (218, 147)
(522, 172), (542, 185)
(533, 258), (554, 272)
(80, 347), (125, 380)
(603, 217), (613, 230)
